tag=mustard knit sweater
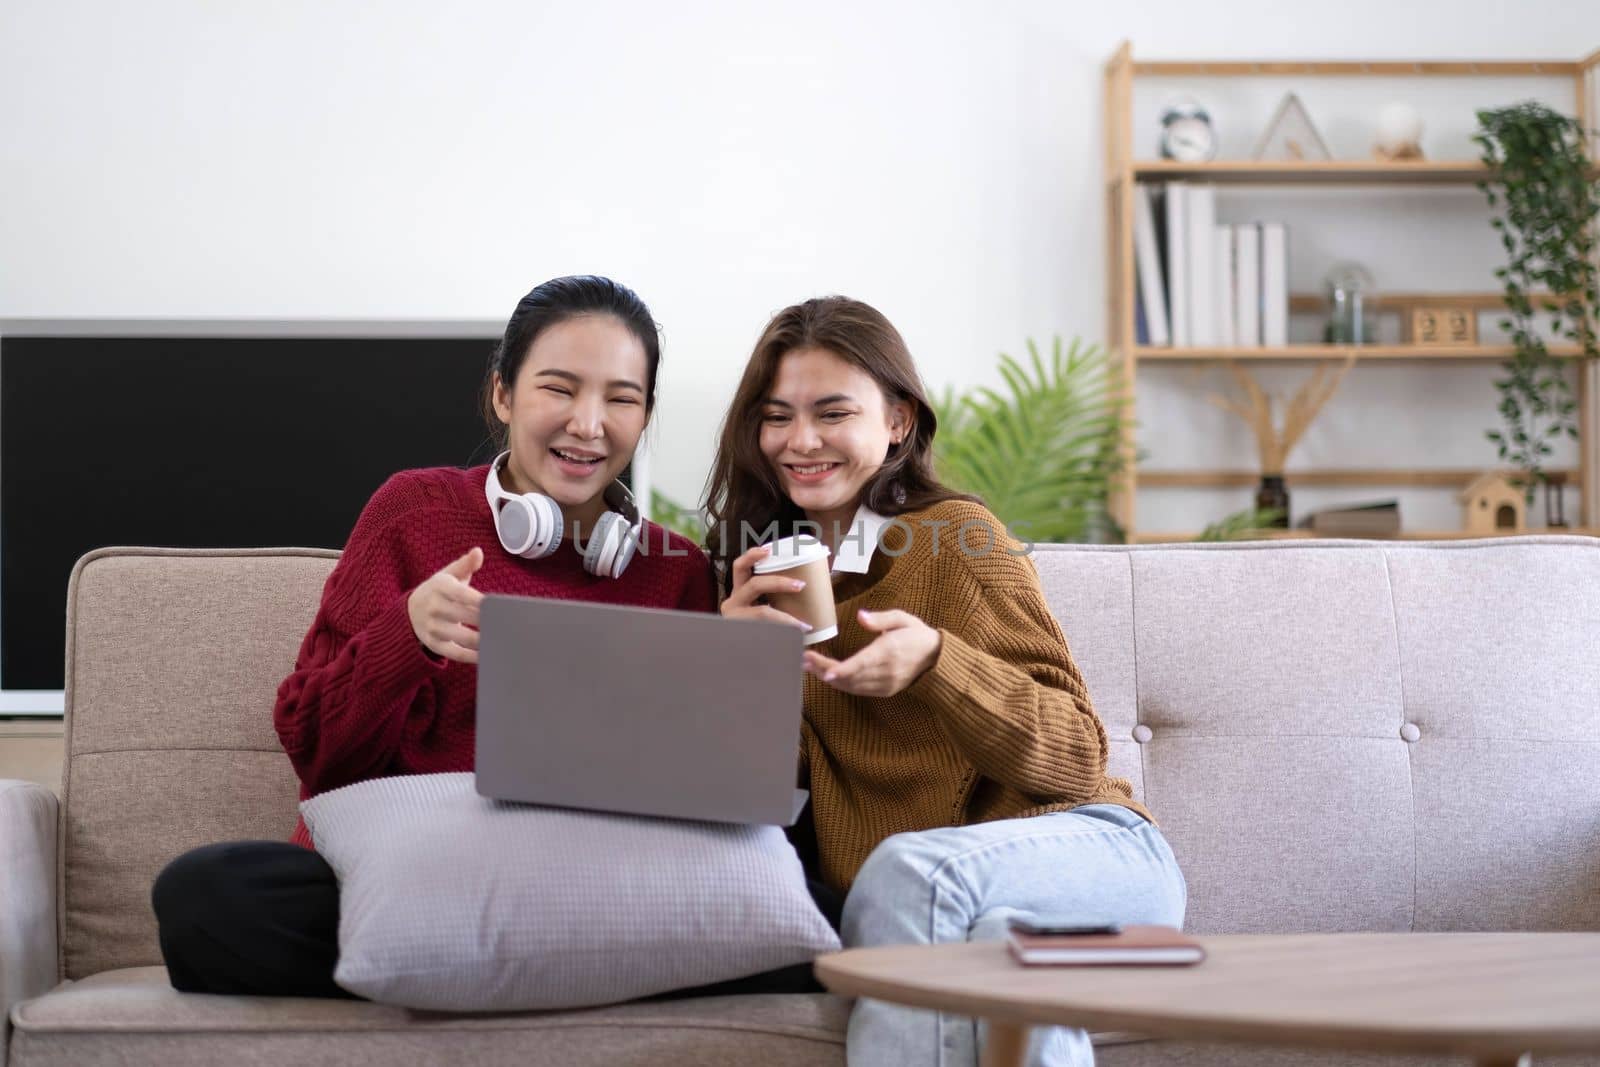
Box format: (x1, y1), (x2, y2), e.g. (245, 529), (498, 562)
(800, 499), (1149, 891)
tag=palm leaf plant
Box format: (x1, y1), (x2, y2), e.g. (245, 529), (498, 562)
(932, 337), (1129, 544)
(649, 488), (706, 543)
(1197, 506), (1288, 541)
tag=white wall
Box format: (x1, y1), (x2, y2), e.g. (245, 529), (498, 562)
(3, 0), (1598, 529)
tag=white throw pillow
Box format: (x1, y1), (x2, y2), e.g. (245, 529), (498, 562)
(300, 772), (840, 1011)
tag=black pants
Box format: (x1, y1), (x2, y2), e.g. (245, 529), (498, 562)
(152, 839), (844, 1000)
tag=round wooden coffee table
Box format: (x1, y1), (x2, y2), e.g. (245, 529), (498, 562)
(815, 932), (1600, 1067)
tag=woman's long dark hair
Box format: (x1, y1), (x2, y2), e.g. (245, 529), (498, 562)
(703, 296), (974, 585)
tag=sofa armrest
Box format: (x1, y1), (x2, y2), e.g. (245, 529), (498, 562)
(0, 779), (58, 1065)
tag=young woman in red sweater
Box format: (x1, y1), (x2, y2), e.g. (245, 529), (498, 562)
(151, 275), (716, 997)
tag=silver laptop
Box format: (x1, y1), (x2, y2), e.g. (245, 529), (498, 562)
(475, 594), (808, 825)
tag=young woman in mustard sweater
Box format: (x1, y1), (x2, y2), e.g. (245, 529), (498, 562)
(706, 296), (1186, 1067)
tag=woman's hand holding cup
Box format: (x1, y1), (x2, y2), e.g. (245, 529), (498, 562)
(408, 547), (486, 664)
(720, 544), (817, 633)
(723, 538), (839, 642)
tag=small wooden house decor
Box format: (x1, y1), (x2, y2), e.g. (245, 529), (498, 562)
(1459, 471), (1526, 534)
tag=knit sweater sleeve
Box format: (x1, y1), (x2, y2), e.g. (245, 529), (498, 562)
(273, 474), (449, 795)
(904, 539), (1109, 804)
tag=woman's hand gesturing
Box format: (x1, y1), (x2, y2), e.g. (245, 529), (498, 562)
(407, 547), (485, 663)
(803, 608), (941, 697)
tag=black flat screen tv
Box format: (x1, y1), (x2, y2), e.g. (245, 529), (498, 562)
(1, 334), (499, 708)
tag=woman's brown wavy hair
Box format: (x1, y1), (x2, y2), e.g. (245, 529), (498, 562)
(703, 295), (975, 588)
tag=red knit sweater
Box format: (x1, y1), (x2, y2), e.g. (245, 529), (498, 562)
(274, 464), (716, 847)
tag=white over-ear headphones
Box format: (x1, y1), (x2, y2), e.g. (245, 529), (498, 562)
(484, 451), (644, 579)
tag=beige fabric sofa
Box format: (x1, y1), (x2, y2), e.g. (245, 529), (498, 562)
(4, 538), (1598, 1067)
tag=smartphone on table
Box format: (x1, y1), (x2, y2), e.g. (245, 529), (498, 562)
(1007, 919), (1122, 937)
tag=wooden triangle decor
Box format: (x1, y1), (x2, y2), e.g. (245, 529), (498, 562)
(1252, 92), (1333, 161)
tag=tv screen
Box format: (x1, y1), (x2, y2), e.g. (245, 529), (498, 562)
(1, 335), (499, 700)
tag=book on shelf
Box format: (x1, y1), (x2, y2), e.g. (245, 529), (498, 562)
(1133, 184), (1170, 346)
(1186, 184), (1218, 345)
(1007, 924), (1206, 966)
(1164, 181), (1190, 346)
(1297, 499), (1401, 537)
(1214, 223), (1236, 348)
(1260, 221), (1289, 346)
(1234, 223), (1262, 347)
(1150, 184), (1170, 290)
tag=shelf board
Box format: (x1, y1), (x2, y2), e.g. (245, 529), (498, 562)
(1139, 467), (1578, 489)
(1130, 60), (1579, 78)
(1131, 160), (1497, 184)
(1135, 344), (1585, 361)
(1132, 527), (1599, 544)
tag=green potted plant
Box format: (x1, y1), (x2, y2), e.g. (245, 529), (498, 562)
(1197, 506), (1289, 541)
(932, 336), (1129, 544)
(648, 489), (706, 543)
(1474, 102), (1600, 492)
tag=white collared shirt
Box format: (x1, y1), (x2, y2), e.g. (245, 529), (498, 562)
(830, 504), (892, 575)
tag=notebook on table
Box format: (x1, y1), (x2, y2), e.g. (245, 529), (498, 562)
(1007, 924), (1206, 966)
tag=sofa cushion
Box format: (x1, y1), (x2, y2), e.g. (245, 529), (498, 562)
(301, 773), (842, 1011)
(1032, 537), (1600, 937)
(1385, 541), (1600, 932)
(60, 548), (331, 980)
(8, 967), (848, 1067)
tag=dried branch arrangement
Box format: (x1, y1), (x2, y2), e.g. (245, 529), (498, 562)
(1204, 356), (1357, 474)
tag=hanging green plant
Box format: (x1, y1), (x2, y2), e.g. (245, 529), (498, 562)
(1473, 102), (1600, 492)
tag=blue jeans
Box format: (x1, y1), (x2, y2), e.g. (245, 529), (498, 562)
(840, 804), (1186, 1067)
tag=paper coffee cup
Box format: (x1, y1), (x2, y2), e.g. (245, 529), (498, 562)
(753, 535), (838, 645)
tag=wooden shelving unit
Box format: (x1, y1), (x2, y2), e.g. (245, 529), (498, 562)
(1103, 42), (1600, 542)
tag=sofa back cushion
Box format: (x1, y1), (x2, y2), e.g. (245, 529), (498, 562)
(60, 547), (335, 979)
(1032, 536), (1600, 937)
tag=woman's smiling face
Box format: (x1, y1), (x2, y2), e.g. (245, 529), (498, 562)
(492, 314), (649, 528)
(759, 346), (910, 527)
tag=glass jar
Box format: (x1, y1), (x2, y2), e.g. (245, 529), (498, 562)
(1324, 262), (1377, 344)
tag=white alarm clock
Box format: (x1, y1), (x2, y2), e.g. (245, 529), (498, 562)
(1159, 99), (1217, 162)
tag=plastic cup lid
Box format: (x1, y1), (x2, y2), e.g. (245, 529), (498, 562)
(752, 534), (831, 573)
